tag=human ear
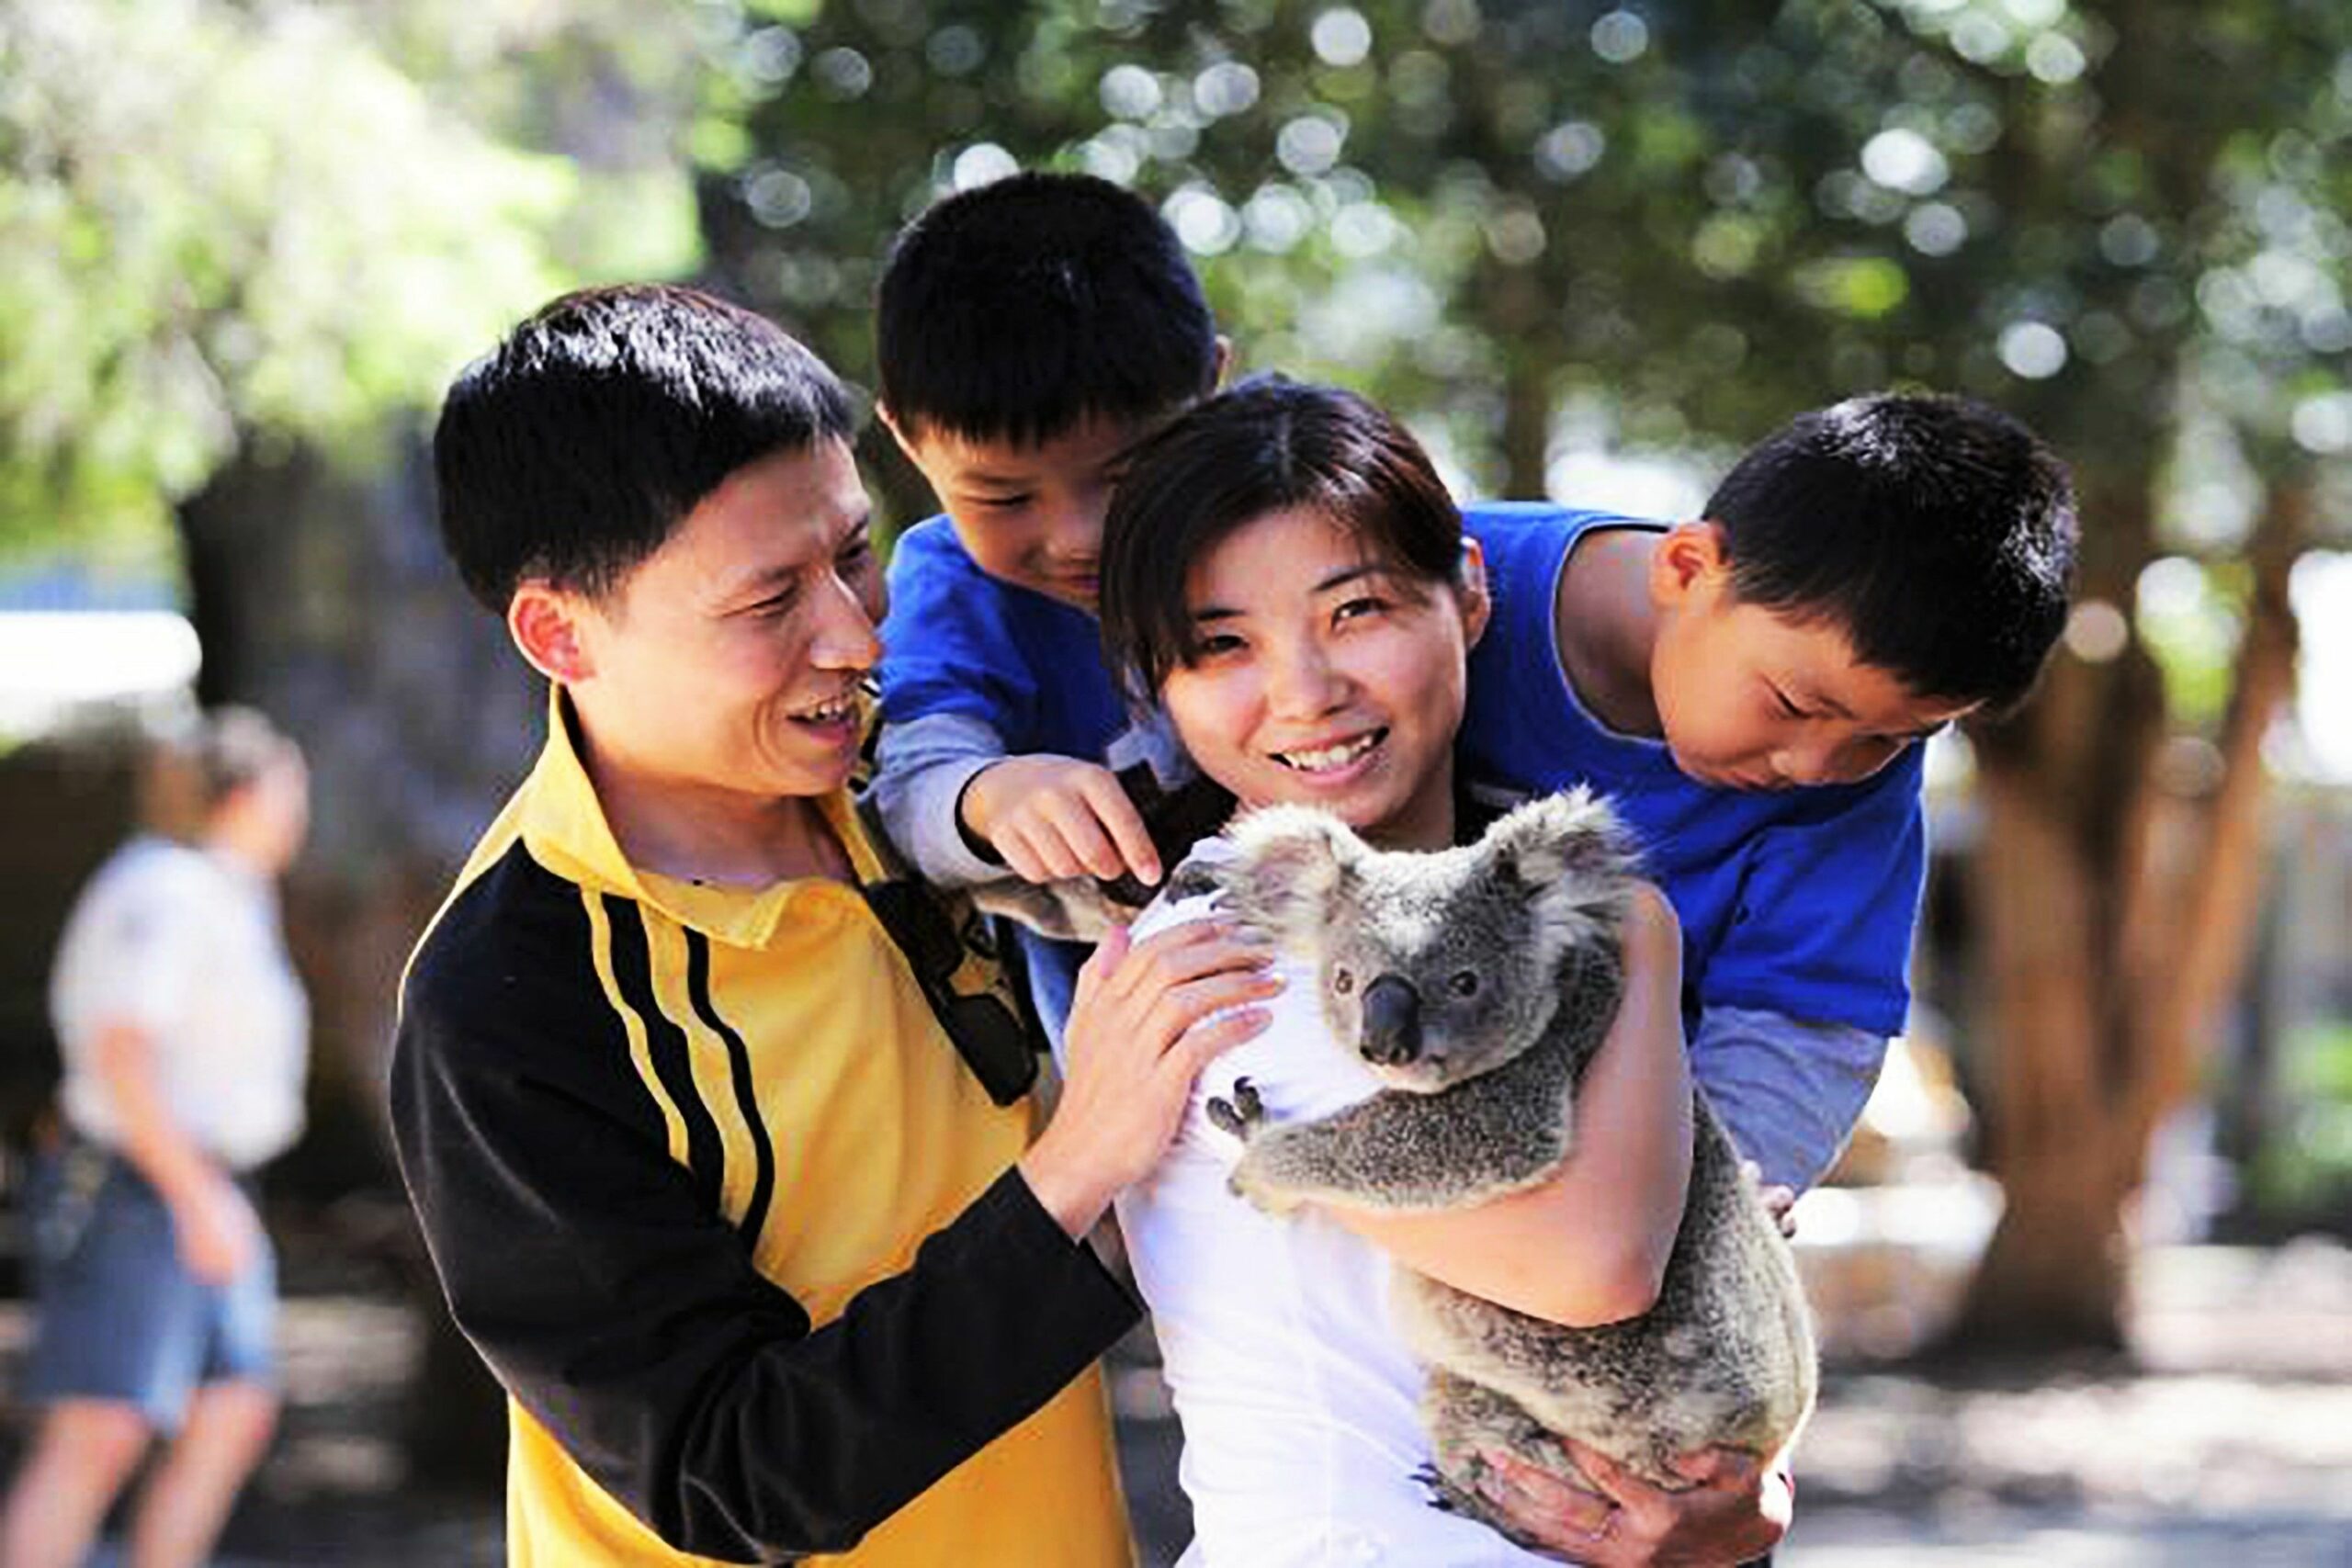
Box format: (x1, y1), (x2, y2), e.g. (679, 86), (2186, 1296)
(1455, 537), (1493, 651)
(1649, 520), (1731, 608)
(1210, 335), (1237, 390)
(508, 583), (594, 683)
(875, 400), (921, 466)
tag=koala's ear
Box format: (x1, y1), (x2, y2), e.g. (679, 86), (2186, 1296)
(1483, 788), (1639, 888)
(1219, 804), (1361, 936)
(1484, 790), (1641, 960)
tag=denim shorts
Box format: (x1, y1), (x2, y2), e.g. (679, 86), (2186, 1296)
(17, 1143), (279, 1430)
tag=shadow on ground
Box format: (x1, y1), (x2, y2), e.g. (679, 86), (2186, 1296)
(2, 1223), (2346, 1567)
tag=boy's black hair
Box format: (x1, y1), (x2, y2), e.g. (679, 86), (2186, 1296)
(434, 283), (854, 612)
(1100, 378), (1464, 698)
(1706, 392), (2078, 712)
(876, 172), (1219, 449)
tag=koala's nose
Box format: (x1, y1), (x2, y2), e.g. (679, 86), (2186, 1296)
(1359, 974), (1423, 1066)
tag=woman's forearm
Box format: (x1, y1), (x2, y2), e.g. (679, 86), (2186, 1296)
(1319, 885), (1693, 1325)
(89, 1016), (225, 1201)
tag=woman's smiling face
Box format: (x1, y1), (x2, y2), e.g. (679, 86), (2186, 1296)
(1159, 507), (1487, 852)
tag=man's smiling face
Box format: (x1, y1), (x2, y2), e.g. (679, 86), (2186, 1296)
(561, 438), (885, 807)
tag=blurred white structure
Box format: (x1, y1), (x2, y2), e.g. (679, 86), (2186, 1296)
(0, 611), (200, 737)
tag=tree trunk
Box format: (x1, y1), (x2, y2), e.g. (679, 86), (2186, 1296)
(1951, 478), (2306, 1353)
(1486, 262), (1561, 495)
(1498, 343), (1554, 503)
(177, 432), (529, 1487)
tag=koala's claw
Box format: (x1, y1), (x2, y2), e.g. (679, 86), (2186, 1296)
(1205, 1077), (1267, 1142)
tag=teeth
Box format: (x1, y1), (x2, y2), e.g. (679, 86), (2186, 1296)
(796, 695), (855, 724)
(1277, 732), (1380, 773)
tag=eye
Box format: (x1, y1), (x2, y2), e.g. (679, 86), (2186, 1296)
(1333, 595), (1390, 625)
(1332, 967), (1354, 996)
(1193, 631), (1246, 658)
(1767, 685), (1808, 720)
(1448, 969), (1479, 998)
(749, 588), (801, 618)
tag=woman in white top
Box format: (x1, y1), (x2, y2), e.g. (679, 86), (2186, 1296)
(1073, 380), (1781, 1565)
(3, 706), (311, 1568)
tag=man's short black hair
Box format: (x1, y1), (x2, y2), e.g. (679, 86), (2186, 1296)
(434, 283), (854, 612)
(876, 171), (1219, 449)
(1100, 378), (1464, 699)
(1706, 392), (2078, 712)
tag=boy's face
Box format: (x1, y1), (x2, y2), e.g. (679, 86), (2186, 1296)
(1648, 522), (1976, 790)
(530, 439), (884, 807)
(885, 411), (1166, 614)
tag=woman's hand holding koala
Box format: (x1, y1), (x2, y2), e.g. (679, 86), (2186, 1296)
(1018, 920), (1280, 1239)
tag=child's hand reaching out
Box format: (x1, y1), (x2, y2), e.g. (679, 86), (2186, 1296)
(960, 755), (1163, 887)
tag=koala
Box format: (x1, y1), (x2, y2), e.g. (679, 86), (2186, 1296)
(1189, 792), (1817, 1549)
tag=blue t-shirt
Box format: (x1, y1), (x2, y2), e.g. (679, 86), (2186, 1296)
(1459, 505), (1926, 1039)
(876, 516), (1146, 1038)
(878, 516), (1127, 760)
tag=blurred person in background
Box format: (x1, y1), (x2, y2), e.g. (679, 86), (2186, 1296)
(1, 706), (311, 1568)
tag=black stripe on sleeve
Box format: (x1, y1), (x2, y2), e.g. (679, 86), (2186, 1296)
(684, 929), (778, 1249)
(394, 842), (1140, 1560)
(604, 894), (724, 1217)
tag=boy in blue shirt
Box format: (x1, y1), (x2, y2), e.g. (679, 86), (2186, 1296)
(1458, 397), (2076, 1193)
(870, 172), (1227, 1039)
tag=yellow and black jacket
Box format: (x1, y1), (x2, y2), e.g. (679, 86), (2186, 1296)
(390, 694), (1136, 1566)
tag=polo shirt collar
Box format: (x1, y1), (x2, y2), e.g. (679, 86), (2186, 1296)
(517, 686), (883, 950)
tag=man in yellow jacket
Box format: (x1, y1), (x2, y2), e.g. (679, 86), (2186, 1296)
(392, 283), (1275, 1566)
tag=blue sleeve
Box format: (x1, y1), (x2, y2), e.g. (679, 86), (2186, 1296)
(1692, 1006), (1887, 1193)
(1697, 748), (1926, 1038)
(877, 521), (1039, 744)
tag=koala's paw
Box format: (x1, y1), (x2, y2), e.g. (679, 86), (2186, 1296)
(1204, 1076), (1267, 1142)
(1415, 1461), (1482, 1521)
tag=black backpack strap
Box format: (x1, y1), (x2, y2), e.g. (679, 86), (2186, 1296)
(851, 790), (1044, 1106)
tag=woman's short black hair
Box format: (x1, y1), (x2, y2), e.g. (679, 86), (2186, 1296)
(1099, 378), (1464, 698)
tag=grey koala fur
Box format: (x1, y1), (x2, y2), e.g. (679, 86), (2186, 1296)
(1191, 792), (1817, 1548)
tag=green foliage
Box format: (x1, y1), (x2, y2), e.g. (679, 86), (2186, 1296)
(2247, 1019), (2352, 1224)
(0, 0), (703, 558)
(685, 0), (2352, 683)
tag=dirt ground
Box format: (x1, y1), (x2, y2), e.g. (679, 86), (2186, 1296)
(3, 1235), (2347, 1566)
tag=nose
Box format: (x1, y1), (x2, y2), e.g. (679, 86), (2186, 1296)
(1773, 733), (1899, 787)
(810, 572), (882, 673)
(1359, 974), (1423, 1066)
(1040, 494), (1102, 568)
(1264, 636), (1346, 721)
(1769, 737), (1844, 787)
